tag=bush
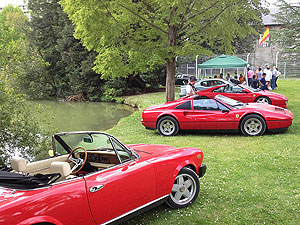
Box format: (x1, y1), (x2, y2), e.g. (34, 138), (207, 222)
(0, 80), (51, 166)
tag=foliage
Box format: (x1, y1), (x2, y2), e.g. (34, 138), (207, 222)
(141, 65), (167, 88)
(272, 1), (300, 57)
(0, 80), (51, 166)
(107, 79), (300, 225)
(0, 5), (49, 99)
(60, 0), (264, 102)
(100, 79), (126, 103)
(27, 0), (102, 100)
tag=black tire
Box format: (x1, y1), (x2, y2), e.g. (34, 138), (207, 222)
(166, 168), (200, 209)
(240, 114), (266, 136)
(255, 96), (271, 105)
(157, 116), (179, 136)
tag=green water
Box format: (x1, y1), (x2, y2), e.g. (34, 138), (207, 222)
(29, 100), (135, 132)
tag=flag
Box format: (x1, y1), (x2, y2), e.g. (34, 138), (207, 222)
(259, 26), (270, 45)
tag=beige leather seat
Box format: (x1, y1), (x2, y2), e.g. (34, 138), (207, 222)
(50, 161), (71, 182)
(11, 156), (27, 173)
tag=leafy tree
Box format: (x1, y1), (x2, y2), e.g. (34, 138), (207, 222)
(0, 5), (27, 73)
(27, 0), (102, 100)
(60, 0), (263, 102)
(0, 80), (51, 166)
(0, 6), (51, 166)
(273, 0), (300, 56)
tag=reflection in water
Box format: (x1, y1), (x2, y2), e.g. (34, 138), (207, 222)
(29, 100), (135, 132)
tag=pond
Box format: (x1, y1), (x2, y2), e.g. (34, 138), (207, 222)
(29, 100), (135, 132)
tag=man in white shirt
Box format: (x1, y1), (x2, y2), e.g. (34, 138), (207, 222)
(263, 65), (272, 90)
(186, 76), (197, 96)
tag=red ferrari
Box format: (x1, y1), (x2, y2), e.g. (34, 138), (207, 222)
(141, 95), (293, 136)
(0, 131), (206, 225)
(197, 84), (289, 108)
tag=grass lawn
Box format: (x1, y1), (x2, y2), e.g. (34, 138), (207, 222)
(107, 80), (300, 225)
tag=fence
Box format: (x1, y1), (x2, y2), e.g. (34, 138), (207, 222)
(176, 52), (300, 79)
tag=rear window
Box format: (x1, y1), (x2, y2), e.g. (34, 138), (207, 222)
(175, 101), (191, 110)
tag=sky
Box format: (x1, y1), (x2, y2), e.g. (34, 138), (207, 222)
(0, 0), (299, 8)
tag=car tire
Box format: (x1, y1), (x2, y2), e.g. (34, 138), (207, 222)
(166, 168), (200, 209)
(255, 96), (271, 104)
(157, 116), (179, 136)
(240, 114), (266, 136)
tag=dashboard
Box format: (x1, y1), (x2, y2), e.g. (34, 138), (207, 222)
(78, 150), (120, 166)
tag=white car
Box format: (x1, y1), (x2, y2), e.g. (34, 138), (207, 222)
(179, 78), (241, 97)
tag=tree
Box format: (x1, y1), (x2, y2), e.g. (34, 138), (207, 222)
(27, 0), (102, 99)
(60, 0), (263, 102)
(273, 0), (300, 56)
(0, 6), (51, 166)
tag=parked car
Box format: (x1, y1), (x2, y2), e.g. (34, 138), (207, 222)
(141, 95), (293, 136)
(179, 78), (240, 97)
(197, 84), (289, 108)
(0, 131), (206, 225)
(175, 73), (192, 85)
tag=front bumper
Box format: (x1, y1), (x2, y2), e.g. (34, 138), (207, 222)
(198, 164), (206, 178)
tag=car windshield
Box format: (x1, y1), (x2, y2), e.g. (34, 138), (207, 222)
(240, 84), (260, 92)
(54, 132), (119, 155)
(216, 95), (246, 109)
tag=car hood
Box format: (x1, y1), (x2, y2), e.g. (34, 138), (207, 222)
(127, 144), (201, 159)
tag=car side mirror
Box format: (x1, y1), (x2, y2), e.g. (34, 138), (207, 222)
(242, 89), (248, 93)
(222, 109), (230, 113)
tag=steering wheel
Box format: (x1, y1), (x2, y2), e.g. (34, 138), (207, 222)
(66, 146), (87, 175)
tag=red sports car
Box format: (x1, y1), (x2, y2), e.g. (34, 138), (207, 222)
(141, 95), (293, 136)
(197, 84), (289, 108)
(0, 131), (206, 225)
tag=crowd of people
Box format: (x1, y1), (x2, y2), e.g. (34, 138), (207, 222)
(185, 65), (281, 96)
(208, 65), (281, 90)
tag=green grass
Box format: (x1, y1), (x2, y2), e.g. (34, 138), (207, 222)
(107, 80), (300, 225)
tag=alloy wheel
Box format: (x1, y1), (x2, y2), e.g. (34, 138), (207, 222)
(159, 119), (175, 136)
(244, 118), (263, 135)
(170, 174), (197, 205)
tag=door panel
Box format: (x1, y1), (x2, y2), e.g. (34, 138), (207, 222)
(191, 99), (238, 130)
(191, 110), (238, 130)
(84, 160), (156, 224)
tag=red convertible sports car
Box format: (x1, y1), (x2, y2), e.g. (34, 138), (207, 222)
(197, 84), (289, 108)
(141, 95), (293, 136)
(0, 131), (206, 225)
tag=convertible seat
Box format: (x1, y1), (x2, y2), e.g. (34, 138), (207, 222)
(50, 162), (71, 182)
(11, 156), (27, 173)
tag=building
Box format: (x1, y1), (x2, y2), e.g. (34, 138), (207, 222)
(252, 8), (282, 68)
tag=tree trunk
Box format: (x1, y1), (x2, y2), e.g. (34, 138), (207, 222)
(166, 58), (176, 102)
(165, 24), (177, 103)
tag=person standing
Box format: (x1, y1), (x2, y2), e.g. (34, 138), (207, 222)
(263, 65), (272, 90)
(186, 76), (197, 96)
(272, 66), (280, 89)
(256, 67), (262, 81)
(225, 72), (232, 81)
(247, 68), (254, 86)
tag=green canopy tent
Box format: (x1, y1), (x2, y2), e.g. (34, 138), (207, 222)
(197, 54), (249, 84)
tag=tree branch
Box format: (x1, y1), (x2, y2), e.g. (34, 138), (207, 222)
(186, 5), (229, 39)
(118, 3), (168, 35)
(280, 0), (300, 16)
(99, 0), (125, 30)
(178, 0), (220, 33)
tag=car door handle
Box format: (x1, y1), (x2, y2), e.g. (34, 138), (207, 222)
(90, 185), (104, 193)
